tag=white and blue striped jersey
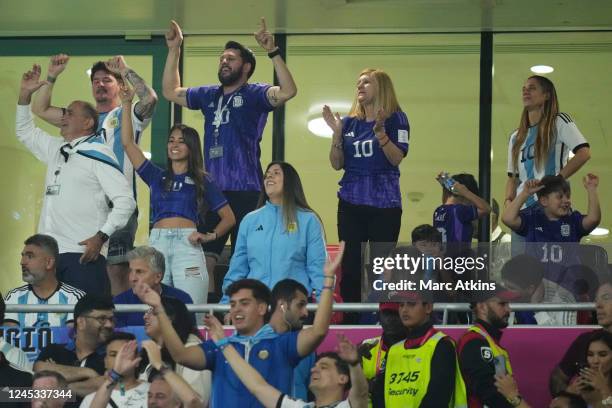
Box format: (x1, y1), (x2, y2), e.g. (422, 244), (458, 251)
(3, 282), (85, 327)
(507, 113), (589, 207)
(98, 102), (151, 197)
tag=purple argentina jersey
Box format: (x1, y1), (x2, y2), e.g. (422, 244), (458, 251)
(136, 160), (228, 225)
(186, 83), (274, 191)
(433, 204), (478, 243)
(338, 111), (410, 208)
(517, 205), (591, 284)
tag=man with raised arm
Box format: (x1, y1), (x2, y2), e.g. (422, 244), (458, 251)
(206, 313), (368, 408)
(134, 243), (344, 408)
(162, 18), (297, 299)
(17, 66), (135, 295)
(31, 53), (158, 296)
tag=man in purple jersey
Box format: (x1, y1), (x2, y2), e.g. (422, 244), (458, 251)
(162, 18), (297, 301)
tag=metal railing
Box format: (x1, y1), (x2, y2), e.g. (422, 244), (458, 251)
(5, 303), (596, 325)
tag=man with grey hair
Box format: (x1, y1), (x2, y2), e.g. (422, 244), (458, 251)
(4, 234), (84, 328)
(113, 246), (193, 327)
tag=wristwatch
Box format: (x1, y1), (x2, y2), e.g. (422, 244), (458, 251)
(96, 230), (109, 243)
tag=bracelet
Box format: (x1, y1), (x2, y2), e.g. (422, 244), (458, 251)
(507, 395), (522, 407)
(379, 138), (390, 148)
(324, 275), (336, 279)
(214, 337), (230, 349)
(108, 369), (123, 384)
(47, 75), (56, 84)
(267, 48), (281, 58)
(322, 285), (334, 291)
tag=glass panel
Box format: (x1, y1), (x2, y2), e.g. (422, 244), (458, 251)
(0, 55), (152, 294)
(285, 34), (481, 242)
(492, 32), (612, 246)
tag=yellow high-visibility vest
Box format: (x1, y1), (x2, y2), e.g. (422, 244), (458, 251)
(384, 331), (468, 408)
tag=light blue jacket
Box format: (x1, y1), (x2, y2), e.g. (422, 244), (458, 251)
(221, 201), (326, 303)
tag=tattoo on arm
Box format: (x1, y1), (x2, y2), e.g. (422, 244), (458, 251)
(126, 69), (157, 119)
(268, 88), (279, 106)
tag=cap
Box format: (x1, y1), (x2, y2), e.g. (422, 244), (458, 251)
(470, 282), (521, 305)
(379, 302), (400, 313)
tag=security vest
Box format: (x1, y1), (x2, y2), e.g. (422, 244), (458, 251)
(361, 336), (387, 408)
(468, 324), (513, 375)
(384, 330), (468, 408)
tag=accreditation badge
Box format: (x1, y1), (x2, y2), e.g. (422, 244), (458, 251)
(209, 145), (224, 159)
(257, 349), (269, 360)
(45, 185), (61, 195)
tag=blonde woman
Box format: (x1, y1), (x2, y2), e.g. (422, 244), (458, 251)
(324, 68), (410, 309)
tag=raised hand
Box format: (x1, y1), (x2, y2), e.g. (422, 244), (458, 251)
(324, 241), (345, 278)
(142, 340), (163, 369)
(373, 109), (386, 137)
(48, 54), (69, 78)
(336, 333), (359, 365)
(113, 340), (142, 376)
(165, 20), (183, 49)
(522, 179), (544, 196)
(203, 312), (226, 342)
(254, 17), (275, 52)
(583, 173), (599, 190)
(134, 282), (162, 309)
(119, 80), (135, 104)
(322, 105), (343, 135)
(105, 56), (129, 76)
(20, 65), (48, 95)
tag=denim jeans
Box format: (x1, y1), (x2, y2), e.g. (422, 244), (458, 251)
(149, 228), (208, 305)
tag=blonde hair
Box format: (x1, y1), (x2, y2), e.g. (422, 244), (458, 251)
(511, 75), (559, 173)
(348, 68), (401, 120)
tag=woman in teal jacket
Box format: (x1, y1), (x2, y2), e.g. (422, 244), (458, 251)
(221, 162), (326, 302)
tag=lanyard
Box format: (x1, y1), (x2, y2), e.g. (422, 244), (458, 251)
(212, 86), (244, 146)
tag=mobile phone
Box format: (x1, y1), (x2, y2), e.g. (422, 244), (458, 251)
(437, 172), (456, 192)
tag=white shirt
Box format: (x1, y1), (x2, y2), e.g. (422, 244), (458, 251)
(98, 104), (151, 196)
(139, 334), (211, 400)
(0, 338), (33, 372)
(278, 395), (351, 408)
(15, 105), (136, 254)
(506, 114), (588, 207)
(80, 381), (149, 408)
(534, 279), (577, 326)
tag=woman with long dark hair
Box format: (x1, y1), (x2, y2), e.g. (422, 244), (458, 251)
(220, 161), (326, 302)
(505, 76), (590, 251)
(324, 68), (409, 309)
(120, 84), (235, 305)
(571, 330), (612, 407)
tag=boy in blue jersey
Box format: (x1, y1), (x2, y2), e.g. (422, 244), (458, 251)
(433, 173), (491, 247)
(502, 174), (601, 285)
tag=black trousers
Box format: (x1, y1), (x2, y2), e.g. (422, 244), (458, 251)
(337, 199), (402, 304)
